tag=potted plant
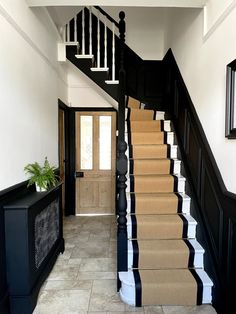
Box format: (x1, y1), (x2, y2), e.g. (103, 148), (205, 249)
(24, 157), (59, 192)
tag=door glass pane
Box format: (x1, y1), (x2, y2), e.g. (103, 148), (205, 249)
(80, 116), (93, 169)
(99, 116), (111, 170)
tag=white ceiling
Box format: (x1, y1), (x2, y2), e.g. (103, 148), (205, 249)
(27, 0), (207, 8)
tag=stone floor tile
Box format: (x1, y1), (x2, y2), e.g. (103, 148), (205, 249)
(144, 306), (164, 313)
(125, 304), (145, 312)
(79, 258), (116, 272)
(71, 244), (109, 259)
(77, 271), (116, 280)
(47, 265), (79, 281)
(89, 279), (125, 312)
(44, 279), (92, 290)
(68, 258), (82, 266)
(34, 290), (90, 313)
(162, 305), (217, 314)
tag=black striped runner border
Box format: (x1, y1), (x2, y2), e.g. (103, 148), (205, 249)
(133, 270), (142, 307)
(189, 269), (203, 305)
(179, 214), (188, 238)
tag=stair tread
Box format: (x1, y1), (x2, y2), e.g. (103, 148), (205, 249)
(128, 214), (196, 224)
(130, 239), (204, 253)
(119, 269), (213, 286)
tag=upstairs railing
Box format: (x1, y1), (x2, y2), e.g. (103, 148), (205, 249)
(61, 6), (120, 83)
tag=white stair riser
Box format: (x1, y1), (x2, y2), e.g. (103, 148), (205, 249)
(126, 192), (190, 214)
(125, 144), (178, 159)
(125, 120), (171, 132)
(119, 270), (213, 306)
(126, 159), (181, 175)
(124, 132), (174, 145)
(126, 176), (186, 193)
(127, 241), (204, 269)
(125, 109), (165, 121)
(155, 111), (165, 120)
(126, 215), (197, 240)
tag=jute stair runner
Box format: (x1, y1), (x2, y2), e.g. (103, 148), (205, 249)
(126, 96), (203, 306)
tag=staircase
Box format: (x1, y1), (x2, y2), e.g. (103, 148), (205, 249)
(118, 97), (213, 306)
(62, 7), (214, 309)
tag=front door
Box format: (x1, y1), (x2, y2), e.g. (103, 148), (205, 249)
(75, 111), (116, 215)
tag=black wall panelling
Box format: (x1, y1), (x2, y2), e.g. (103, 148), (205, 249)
(0, 181), (33, 314)
(163, 49), (236, 313)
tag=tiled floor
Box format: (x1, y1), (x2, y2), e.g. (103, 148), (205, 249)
(34, 216), (217, 314)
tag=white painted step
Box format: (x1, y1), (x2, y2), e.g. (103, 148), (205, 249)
(127, 158), (181, 175)
(125, 109), (166, 121)
(127, 239), (204, 269)
(118, 269), (213, 306)
(155, 111), (165, 120)
(126, 174), (186, 193)
(126, 213), (197, 240)
(105, 80), (119, 84)
(90, 67), (109, 71)
(126, 144), (178, 159)
(126, 192), (190, 214)
(75, 54), (94, 59)
(125, 131), (174, 145)
(125, 120), (171, 132)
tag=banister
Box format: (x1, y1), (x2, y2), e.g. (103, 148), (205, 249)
(94, 6), (119, 28)
(117, 11), (128, 272)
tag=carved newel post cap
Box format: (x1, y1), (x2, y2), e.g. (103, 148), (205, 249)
(119, 11), (125, 20)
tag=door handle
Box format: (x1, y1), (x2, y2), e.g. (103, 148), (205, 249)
(75, 171), (84, 178)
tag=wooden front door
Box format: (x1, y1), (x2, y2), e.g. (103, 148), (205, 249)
(75, 111), (116, 215)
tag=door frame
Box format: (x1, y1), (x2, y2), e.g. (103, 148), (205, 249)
(58, 99), (71, 216)
(66, 107), (117, 216)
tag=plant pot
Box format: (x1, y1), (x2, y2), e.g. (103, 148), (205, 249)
(35, 184), (47, 192)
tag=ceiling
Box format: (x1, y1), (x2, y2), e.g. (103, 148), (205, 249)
(27, 0), (207, 8)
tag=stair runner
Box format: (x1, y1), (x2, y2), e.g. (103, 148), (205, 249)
(119, 97), (213, 307)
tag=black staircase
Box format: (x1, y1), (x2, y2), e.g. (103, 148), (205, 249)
(63, 7), (236, 312)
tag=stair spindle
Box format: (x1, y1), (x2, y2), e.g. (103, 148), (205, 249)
(63, 26), (66, 42)
(82, 9), (85, 54)
(97, 12), (100, 67)
(89, 7), (92, 56)
(117, 11), (127, 272)
(67, 23), (70, 42)
(112, 23), (115, 81)
(104, 18), (107, 68)
(74, 15), (77, 42)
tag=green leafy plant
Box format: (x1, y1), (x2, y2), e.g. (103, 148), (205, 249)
(24, 157), (59, 191)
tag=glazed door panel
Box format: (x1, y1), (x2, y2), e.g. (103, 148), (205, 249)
(75, 112), (116, 215)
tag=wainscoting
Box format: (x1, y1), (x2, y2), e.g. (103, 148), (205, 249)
(163, 49), (236, 313)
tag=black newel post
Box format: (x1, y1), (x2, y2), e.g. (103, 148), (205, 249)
(117, 11), (128, 272)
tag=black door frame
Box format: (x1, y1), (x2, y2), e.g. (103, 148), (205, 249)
(58, 99), (73, 216)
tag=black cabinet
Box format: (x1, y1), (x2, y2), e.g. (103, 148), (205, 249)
(4, 184), (64, 314)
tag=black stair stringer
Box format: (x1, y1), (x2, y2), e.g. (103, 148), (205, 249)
(66, 45), (118, 101)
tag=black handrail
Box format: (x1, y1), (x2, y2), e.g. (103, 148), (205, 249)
(117, 11), (128, 272)
(94, 6), (119, 28)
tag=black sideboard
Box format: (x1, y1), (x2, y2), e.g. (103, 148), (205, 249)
(4, 184), (64, 314)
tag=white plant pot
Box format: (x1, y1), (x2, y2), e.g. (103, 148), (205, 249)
(35, 184), (47, 192)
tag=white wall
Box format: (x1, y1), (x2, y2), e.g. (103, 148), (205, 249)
(205, 0), (234, 31)
(102, 7), (168, 60)
(166, 5), (236, 192)
(0, 0), (67, 191)
(67, 62), (116, 108)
